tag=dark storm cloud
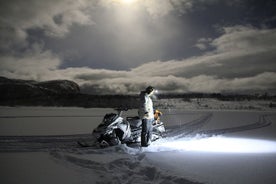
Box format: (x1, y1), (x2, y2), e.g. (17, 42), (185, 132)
(0, 0), (94, 34)
(132, 26), (276, 76)
(69, 25), (276, 94)
(0, 0), (276, 94)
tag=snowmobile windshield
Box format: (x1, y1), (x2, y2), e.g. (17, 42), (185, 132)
(99, 113), (119, 127)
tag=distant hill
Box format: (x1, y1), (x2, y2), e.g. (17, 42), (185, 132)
(0, 76), (274, 109)
(0, 76), (80, 97)
(0, 76), (139, 108)
(0, 76), (81, 106)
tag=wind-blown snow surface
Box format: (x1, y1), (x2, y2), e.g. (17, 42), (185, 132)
(0, 107), (276, 184)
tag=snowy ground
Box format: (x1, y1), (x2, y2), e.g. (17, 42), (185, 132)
(0, 106), (276, 184)
(156, 98), (275, 111)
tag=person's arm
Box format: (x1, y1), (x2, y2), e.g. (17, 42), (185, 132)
(143, 95), (149, 118)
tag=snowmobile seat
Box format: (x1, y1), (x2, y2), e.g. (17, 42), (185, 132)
(127, 116), (142, 128)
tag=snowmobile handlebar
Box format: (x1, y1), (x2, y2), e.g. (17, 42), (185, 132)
(115, 108), (129, 116)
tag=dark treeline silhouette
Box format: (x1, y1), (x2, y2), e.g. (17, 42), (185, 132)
(1, 92), (275, 109)
(0, 93), (140, 109)
(0, 76), (275, 108)
(158, 92), (276, 101)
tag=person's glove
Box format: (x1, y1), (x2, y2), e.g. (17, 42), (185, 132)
(144, 112), (149, 118)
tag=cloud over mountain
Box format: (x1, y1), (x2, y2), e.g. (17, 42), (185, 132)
(0, 0), (275, 94)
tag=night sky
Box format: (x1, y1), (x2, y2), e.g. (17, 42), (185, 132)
(0, 0), (276, 94)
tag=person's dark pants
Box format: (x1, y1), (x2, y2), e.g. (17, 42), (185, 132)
(141, 118), (153, 147)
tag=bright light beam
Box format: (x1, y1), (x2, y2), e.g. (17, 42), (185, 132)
(148, 137), (276, 154)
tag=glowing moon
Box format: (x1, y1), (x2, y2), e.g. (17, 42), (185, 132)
(121, 0), (137, 4)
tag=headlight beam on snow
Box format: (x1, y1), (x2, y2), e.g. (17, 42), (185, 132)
(149, 136), (276, 154)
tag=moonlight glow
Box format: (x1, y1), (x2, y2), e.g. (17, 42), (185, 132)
(122, 0), (137, 4)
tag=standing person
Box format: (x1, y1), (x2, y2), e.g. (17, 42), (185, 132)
(138, 86), (155, 147)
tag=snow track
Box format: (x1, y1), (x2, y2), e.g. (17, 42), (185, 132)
(0, 134), (92, 152)
(197, 114), (272, 137)
(165, 113), (272, 138)
(165, 113), (213, 138)
(49, 149), (201, 184)
(0, 114), (273, 152)
(0, 110), (275, 184)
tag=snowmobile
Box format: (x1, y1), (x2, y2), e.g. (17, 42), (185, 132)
(91, 109), (165, 147)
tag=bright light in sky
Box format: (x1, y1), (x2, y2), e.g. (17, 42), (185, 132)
(122, 0), (137, 4)
(114, 0), (137, 4)
(148, 137), (276, 154)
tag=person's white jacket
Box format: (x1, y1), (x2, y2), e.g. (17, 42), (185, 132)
(138, 91), (154, 120)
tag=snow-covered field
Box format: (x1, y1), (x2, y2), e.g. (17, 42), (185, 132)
(1, 106), (276, 184)
(156, 98), (275, 111)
